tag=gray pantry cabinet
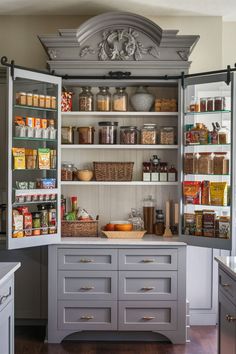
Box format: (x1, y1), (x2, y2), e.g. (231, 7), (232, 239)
(47, 239), (186, 344)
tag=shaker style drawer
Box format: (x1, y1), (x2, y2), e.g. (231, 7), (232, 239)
(58, 270), (117, 300)
(58, 300), (117, 330)
(118, 301), (177, 331)
(219, 269), (236, 303)
(119, 271), (177, 300)
(119, 249), (178, 270)
(58, 248), (118, 270)
(0, 278), (13, 312)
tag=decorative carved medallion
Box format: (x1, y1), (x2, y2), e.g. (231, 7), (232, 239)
(79, 28), (160, 61)
(177, 50), (190, 61)
(48, 49), (58, 59)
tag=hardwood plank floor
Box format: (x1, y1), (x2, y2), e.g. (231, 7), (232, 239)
(15, 326), (217, 354)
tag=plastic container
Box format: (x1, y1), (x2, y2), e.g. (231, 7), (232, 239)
(26, 93), (33, 106)
(96, 87), (111, 111)
(140, 124), (157, 145)
(98, 121), (118, 144)
(120, 126), (138, 144)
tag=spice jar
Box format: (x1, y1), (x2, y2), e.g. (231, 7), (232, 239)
(50, 150), (57, 169)
(120, 126), (138, 144)
(45, 95), (51, 109)
(207, 97), (214, 111)
(160, 127), (175, 145)
(51, 96), (57, 109)
(143, 162), (151, 181)
(140, 124), (157, 145)
(113, 87), (128, 112)
(32, 212), (41, 236)
(96, 87), (111, 111)
(61, 163), (75, 181)
(200, 98), (207, 112)
(38, 205), (48, 235)
(47, 204), (57, 234)
(61, 126), (74, 144)
(33, 94), (39, 107)
(189, 96), (199, 112)
(98, 121), (118, 144)
(78, 126), (94, 144)
(214, 97), (225, 111)
(218, 126), (229, 144)
(184, 153), (198, 174)
(79, 87), (94, 111)
(213, 152), (229, 175)
(26, 93), (33, 106)
(39, 95), (45, 108)
(197, 153), (213, 174)
(16, 92), (27, 105)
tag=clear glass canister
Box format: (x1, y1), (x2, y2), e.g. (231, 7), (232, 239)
(184, 153), (198, 174)
(213, 152), (229, 175)
(197, 153), (213, 174)
(98, 121), (118, 144)
(112, 87), (128, 112)
(77, 126), (94, 144)
(140, 124), (157, 145)
(61, 163), (75, 181)
(160, 127), (175, 145)
(120, 126), (138, 144)
(61, 126), (74, 144)
(200, 97), (207, 112)
(96, 87), (111, 111)
(214, 97), (225, 111)
(207, 97), (214, 111)
(79, 87), (94, 111)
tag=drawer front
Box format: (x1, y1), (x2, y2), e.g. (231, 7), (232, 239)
(58, 248), (118, 270)
(0, 278), (13, 313)
(58, 270), (117, 300)
(58, 300), (117, 330)
(219, 269), (236, 303)
(118, 301), (177, 331)
(119, 249), (178, 270)
(119, 271), (177, 300)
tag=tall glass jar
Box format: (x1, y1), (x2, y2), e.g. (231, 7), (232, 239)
(79, 87), (94, 111)
(112, 87), (128, 112)
(120, 126), (138, 144)
(98, 122), (118, 144)
(96, 87), (111, 111)
(140, 124), (157, 144)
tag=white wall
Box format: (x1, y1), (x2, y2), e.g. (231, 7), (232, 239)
(222, 22), (236, 67)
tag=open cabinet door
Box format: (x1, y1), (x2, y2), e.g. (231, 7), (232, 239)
(5, 67), (61, 249)
(179, 72), (236, 251)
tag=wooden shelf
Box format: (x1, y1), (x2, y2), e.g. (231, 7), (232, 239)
(61, 181), (179, 186)
(61, 144), (178, 150)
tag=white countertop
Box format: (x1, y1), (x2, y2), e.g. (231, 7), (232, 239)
(215, 256), (236, 279)
(0, 262), (21, 287)
(60, 235), (186, 246)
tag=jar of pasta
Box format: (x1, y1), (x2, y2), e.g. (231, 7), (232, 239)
(96, 87), (111, 111)
(141, 124), (157, 145)
(113, 87), (128, 112)
(197, 153), (213, 174)
(160, 127), (175, 145)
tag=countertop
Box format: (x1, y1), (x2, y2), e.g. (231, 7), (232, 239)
(215, 256), (236, 280)
(0, 262), (21, 287)
(59, 235), (186, 246)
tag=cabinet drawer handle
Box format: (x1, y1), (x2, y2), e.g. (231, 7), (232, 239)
(0, 287), (11, 305)
(141, 287), (155, 291)
(142, 316), (155, 320)
(141, 259), (155, 263)
(81, 315), (94, 320)
(80, 258), (94, 263)
(222, 283), (231, 288)
(80, 286), (95, 291)
(226, 314), (236, 322)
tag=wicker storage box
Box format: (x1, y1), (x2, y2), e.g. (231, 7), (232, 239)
(61, 220), (98, 237)
(94, 162), (134, 181)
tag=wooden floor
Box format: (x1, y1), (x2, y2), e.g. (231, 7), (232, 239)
(15, 326), (217, 354)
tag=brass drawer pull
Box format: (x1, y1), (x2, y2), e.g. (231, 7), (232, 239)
(142, 316), (155, 320)
(226, 314), (236, 322)
(222, 283), (231, 288)
(141, 259), (155, 263)
(81, 315), (94, 320)
(141, 287), (155, 291)
(0, 287), (11, 305)
(80, 286), (95, 291)
(80, 258), (94, 263)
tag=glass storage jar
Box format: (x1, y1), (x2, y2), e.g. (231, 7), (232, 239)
(98, 121), (118, 144)
(96, 87), (111, 111)
(120, 126), (138, 144)
(207, 97), (214, 111)
(218, 126), (229, 144)
(184, 153), (198, 174)
(26, 93), (33, 106)
(200, 98), (207, 112)
(51, 96), (57, 109)
(112, 87), (128, 112)
(140, 124), (157, 145)
(197, 152), (213, 174)
(213, 152), (229, 175)
(214, 97), (225, 111)
(16, 92), (26, 105)
(79, 86), (93, 111)
(61, 126), (74, 144)
(77, 126), (94, 144)
(160, 127), (175, 145)
(33, 94), (39, 107)
(61, 163), (75, 181)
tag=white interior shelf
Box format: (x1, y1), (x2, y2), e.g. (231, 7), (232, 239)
(61, 181), (179, 186)
(61, 111), (178, 117)
(61, 144), (178, 149)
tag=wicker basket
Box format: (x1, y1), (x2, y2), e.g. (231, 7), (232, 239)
(61, 220), (98, 237)
(94, 162), (134, 181)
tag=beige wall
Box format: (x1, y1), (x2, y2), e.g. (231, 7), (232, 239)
(0, 14), (229, 73)
(222, 22), (236, 68)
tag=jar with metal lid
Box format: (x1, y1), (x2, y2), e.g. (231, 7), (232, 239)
(98, 121), (118, 144)
(207, 97), (214, 111)
(214, 97), (225, 111)
(47, 204), (57, 234)
(140, 124), (157, 145)
(160, 127), (175, 145)
(200, 97), (207, 112)
(61, 162), (75, 181)
(213, 152), (229, 175)
(113, 87), (128, 112)
(96, 87), (111, 111)
(78, 126), (94, 144)
(26, 93), (33, 106)
(184, 153), (198, 174)
(51, 96), (57, 109)
(197, 153), (213, 174)
(218, 126), (229, 144)
(120, 126), (138, 144)
(37, 205), (48, 235)
(61, 126), (74, 144)
(79, 86), (94, 111)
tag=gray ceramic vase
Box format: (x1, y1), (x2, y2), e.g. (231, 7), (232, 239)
(130, 86), (154, 112)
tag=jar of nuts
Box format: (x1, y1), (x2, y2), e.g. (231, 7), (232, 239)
(140, 124), (157, 145)
(160, 127), (175, 145)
